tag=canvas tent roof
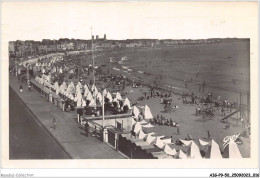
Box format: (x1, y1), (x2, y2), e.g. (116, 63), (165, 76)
(106, 92), (113, 102)
(201, 139), (223, 159)
(132, 106), (140, 119)
(123, 97), (131, 108)
(164, 144), (177, 156)
(177, 150), (188, 159)
(154, 137), (165, 149)
(89, 98), (96, 107)
(146, 133), (157, 144)
(188, 141), (202, 159)
(222, 140), (242, 158)
(103, 89), (107, 96)
(86, 92), (93, 101)
(138, 129), (147, 140)
(133, 122), (142, 134)
(116, 92), (122, 100)
(144, 105), (153, 119)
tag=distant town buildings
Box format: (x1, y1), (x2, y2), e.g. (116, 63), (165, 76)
(8, 35), (249, 59)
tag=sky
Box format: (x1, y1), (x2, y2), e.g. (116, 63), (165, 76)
(2, 1), (258, 41)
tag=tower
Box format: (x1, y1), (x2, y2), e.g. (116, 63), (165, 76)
(104, 34), (106, 40)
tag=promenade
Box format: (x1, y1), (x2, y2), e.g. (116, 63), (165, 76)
(9, 74), (125, 159)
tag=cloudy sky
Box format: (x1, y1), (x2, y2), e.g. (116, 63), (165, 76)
(2, 1), (258, 41)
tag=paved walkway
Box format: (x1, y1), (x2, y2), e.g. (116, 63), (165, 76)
(9, 74), (125, 159)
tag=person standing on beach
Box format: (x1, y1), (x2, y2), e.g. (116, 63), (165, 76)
(207, 130), (211, 139)
(19, 85), (23, 92)
(85, 121), (89, 137)
(177, 126), (180, 135)
(52, 118), (56, 130)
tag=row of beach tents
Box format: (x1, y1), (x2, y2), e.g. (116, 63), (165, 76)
(35, 75), (132, 109)
(131, 120), (242, 159)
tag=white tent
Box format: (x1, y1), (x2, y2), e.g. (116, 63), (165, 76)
(115, 92), (122, 100)
(54, 82), (59, 90)
(96, 92), (102, 101)
(76, 86), (81, 95)
(146, 133), (156, 144)
(62, 81), (67, 90)
(164, 144), (177, 156)
(76, 93), (83, 107)
(84, 84), (89, 93)
(84, 87), (89, 97)
(134, 122), (142, 134)
(188, 141), (202, 159)
(199, 139), (210, 146)
(207, 139), (222, 159)
(131, 117), (136, 127)
(69, 93), (74, 100)
(86, 92), (94, 101)
(89, 98), (96, 107)
(223, 140), (242, 158)
(144, 105), (153, 119)
(82, 99), (87, 107)
(123, 97), (131, 108)
(55, 88), (60, 95)
(138, 129), (147, 140)
(132, 106), (140, 119)
(106, 92), (113, 102)
(200, 139), (222, 159)
(154, 137), (165, 149)
(91, 84), (97, 92)
(113, 97), (118, 103)
(93, 89), (98, 97)
(177, 150), (188, 159)
(103, 89), (107, 96)
(70, 81), (75, 88)
(180, 139), (192, 146)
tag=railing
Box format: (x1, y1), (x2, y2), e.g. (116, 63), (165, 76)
(84, 113), (132, 121)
